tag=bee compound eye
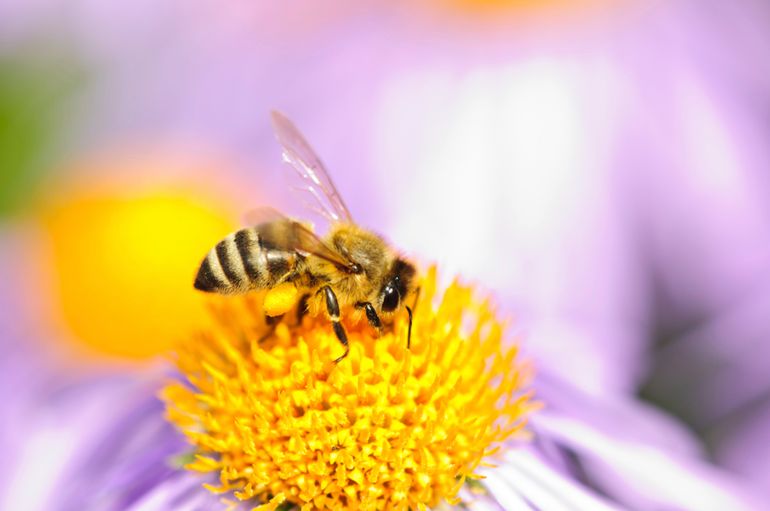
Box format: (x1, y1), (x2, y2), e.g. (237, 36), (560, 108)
(381, 285), (399, 312)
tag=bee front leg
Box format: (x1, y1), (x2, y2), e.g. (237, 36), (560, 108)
(355, 302), (382, 333)
(404, 285), (420, 350)
(406, 306), (413, 349)
(322, 286), (349, 363)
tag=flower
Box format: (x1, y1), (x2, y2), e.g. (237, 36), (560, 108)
(1, 233), (762, 510)
(29, 155), (238, 361)
(162, 267), (538, 510)
(4, 351), (762, 510)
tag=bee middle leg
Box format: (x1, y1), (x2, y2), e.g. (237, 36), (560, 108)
(321, 286), (349, 363)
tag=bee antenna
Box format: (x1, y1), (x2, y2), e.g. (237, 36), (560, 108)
(406, 305), (413, 350)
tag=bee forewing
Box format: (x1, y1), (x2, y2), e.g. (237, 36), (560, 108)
(269, 110), (354, 225)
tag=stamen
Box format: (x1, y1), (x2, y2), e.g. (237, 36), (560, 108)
(163, 267), (538, 510)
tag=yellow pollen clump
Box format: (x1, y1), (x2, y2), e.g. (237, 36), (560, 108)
(263, 282), (300, 317)
(163, 267), (538, 511)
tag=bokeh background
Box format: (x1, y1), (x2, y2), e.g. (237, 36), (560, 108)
(2, 0), (769, 507)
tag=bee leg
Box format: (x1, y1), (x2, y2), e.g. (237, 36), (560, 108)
(356, 302), (382, 333)
(296, 293), (310, 325)
(402, 285), (420, 350)
(322, 286), (349, 363)
(405, 306), (413, 349)
(258, 313), (284, 343)
(332, 321), (349, 364)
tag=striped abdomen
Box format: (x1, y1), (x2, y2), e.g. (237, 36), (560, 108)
(194, 227), (297, 294)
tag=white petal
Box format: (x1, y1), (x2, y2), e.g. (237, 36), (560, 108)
(482, 449), (621, 511)
(534, 413), (762, 511)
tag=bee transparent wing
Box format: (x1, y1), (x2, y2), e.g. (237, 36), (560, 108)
(243, 206), (353, 269)
(242, 206), (287, 227)
(270, 110), (354, 225)
(288, 221), (354, 269)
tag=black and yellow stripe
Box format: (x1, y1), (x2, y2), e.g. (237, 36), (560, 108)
(194, 227), (295, 294)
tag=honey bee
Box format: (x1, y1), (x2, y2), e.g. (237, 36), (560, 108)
(194, 111), (417, 362)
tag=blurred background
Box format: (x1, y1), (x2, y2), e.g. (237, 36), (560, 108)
(2, 0), (769, 507)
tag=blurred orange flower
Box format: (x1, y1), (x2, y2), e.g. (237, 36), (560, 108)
(33, 154), (241, 361)
(431, 0), (606, 17)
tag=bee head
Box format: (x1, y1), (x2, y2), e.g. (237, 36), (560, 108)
(380, 258), (416, 313)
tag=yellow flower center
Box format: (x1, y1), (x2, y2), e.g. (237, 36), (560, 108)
(163, 267), (537, 510)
